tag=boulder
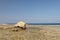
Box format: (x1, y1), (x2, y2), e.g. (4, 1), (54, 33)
(14, 21), (26, 29)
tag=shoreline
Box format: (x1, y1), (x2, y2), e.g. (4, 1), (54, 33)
(0, 25), (60, 40)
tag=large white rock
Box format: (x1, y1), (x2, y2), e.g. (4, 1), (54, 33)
(14, 21), (26, 29)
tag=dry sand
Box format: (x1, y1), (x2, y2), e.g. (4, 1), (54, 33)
(0, 25), (60, 40)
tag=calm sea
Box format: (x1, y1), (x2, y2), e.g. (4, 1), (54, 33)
(7, 23), (60, 25)
(27, 23), (60, 25)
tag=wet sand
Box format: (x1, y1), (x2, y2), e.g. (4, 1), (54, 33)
(0, 25), (60, 40)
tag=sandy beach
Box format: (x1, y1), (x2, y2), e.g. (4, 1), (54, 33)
(0, 25), (60, 40)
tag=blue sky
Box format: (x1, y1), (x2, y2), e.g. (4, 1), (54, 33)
(0, 0), (60, 23)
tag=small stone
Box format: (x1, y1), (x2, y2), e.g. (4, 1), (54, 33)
(12, 28), (18, 31)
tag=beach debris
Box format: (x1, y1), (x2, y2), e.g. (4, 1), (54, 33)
(2, 24), (7, 26)
(14, 21), (26, 30)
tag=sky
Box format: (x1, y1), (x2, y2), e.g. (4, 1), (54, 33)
(0, 0), (60, 23)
